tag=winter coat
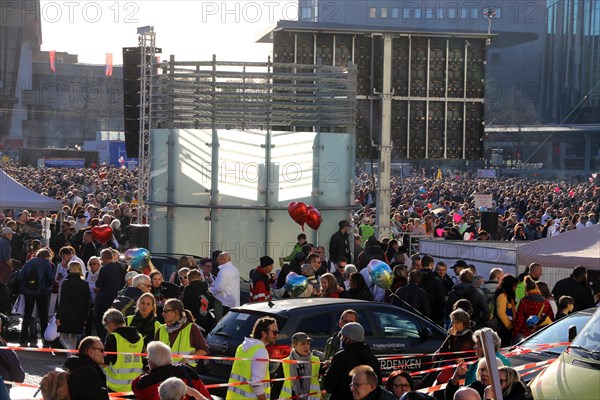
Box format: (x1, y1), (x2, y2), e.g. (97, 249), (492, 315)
(329, 230), (352, 264)
(63, 355), (109, 400)
(551, 277), (595, 312)
(323, 342), (381, 400)
(393, 284), (431, 318)
(420, 269), (445, 324)
(182, 280), (216, 334)
(95, 262), (124, 310)
(0, 339), (25, 389)
(17, 257), (54, 296)
(445, 282), (490, 326)
(57, 273), (91, 334)
(513, 292), (554, 339)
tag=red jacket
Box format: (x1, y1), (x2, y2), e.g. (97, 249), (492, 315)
(132, 364), (211, 400)
(250, 266), (273, 302)
(514, 291), (554, 338)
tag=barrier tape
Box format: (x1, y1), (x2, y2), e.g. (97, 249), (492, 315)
(417, 378), (465, 394)
(408, 356), (478, 376)
(501, 342), (569, 358)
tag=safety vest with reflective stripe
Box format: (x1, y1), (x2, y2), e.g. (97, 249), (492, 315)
(125, 315), (161, 347)
(226, 343), (270, 399)
(157, 322), (197, 366)
(104, 331), (144, 392)
(280, 355), (321, 400)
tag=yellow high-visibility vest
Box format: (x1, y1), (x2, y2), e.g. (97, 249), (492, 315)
(157, 323), (197, 366)
(226, 343), (270, 399)
(104, 331), (144, 392)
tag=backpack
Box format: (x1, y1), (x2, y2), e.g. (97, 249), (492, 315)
(111, 294), (136, 317)
(40, 370), (71, 400)
(26, 266), (40, 291)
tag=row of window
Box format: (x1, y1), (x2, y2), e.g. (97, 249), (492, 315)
(368, 6), (502, 21)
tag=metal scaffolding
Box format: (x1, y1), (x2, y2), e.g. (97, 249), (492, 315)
(137, 27), (156, 222)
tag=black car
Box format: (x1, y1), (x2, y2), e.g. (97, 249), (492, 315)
(502, 307), (597, 382)
(202, 298), (447, 396)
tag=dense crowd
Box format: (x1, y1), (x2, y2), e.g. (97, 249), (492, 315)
(0, 163), (599, 400)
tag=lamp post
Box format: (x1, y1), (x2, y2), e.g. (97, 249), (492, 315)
(483, 7), (496, 46)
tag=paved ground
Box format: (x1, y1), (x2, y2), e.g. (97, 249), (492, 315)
(8, 340), (67, 399)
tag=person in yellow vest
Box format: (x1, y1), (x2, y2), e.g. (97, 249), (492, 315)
(155, 298), (208, 367)
(226, 316), (279, 400)
(280, 332), (321, 400)
(102, 308), (144, 392)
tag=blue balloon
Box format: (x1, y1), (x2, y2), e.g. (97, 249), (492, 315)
(368, 259), (393, 290)
(419, 187), (427, 193)
(125, 248), (150, 269)
(286, 272), (308, 297)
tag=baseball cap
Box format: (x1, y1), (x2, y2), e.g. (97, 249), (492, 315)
(451, 260), (468, 269)
(340, 322), (364, 343)
(339, 220), (351, 228)
(292, 332), (312, 343)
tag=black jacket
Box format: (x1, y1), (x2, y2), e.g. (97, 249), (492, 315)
(445, 282), (490, 325)
(182, 280), (215, 333)
(63, 355), (109, 400)
(104, 326), (142, 366)
(57, 273), (91, 334)
(420, 269), (445, 324)
(323, 342), (381, 400)
(357, 245), (386, 270)
(329, 230), (352, 264)
(362, 386), (396, 400)
(393, 284), (432, 318)
(551, 277), (595, 312)
(95, 262), (124, 310)
(503, 381), (528, 400)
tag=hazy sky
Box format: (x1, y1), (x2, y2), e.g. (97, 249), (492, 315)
(39, 0), (298, 65)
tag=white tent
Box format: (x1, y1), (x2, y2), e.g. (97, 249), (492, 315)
(0, 169), (62, 211)
(517, 224), (600, 271)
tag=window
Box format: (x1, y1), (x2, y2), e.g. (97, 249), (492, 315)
(391, 8), (399, 18)
(381, 8), (388, 18)
(372, 311), (420, 339)
(425, 8), (434, 19)
(414, 8), (421, 19)
(369, 7), (377, 18)
(472, 8), (478, 19)
(297, 314), (334, 338)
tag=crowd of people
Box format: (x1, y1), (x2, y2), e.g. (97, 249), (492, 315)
(0, 163), (599, 400)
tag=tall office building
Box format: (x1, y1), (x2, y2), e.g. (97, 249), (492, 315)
(542, 0), (600, 124)
(298, 0), (599, 124)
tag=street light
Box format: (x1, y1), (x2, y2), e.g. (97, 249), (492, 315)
(483, 7), (496, 46)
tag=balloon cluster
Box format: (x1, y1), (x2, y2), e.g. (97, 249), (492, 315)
(288, 202), (322, 231)
(125, 248), (151, 269)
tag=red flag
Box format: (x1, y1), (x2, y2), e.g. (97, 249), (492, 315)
(49, 50), (56, 73)
(105, 53), (113, 76)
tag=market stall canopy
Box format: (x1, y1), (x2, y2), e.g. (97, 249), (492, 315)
(517, 224), (600, 271)
(0, 169), (62, 211)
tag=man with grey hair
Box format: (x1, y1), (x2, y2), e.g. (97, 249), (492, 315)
(102, 308), (144, 392)
(112, 273), (150, 317)
(132, 341), (211, 399)
(158, 377), (207, 400)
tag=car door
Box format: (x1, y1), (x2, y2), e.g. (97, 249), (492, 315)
(366, 307), (445, 375)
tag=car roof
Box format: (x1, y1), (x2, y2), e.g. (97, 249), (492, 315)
(232, 298), (371, 315)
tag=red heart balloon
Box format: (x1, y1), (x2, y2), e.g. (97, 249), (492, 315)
(288, 202), (308, 231)
(306, 206), (322, 231)
(91, 225), (113, 244)
(98, 172), (107, 179)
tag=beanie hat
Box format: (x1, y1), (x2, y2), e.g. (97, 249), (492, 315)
(340, 322), (364, 343)
(260, 256), (274, 268)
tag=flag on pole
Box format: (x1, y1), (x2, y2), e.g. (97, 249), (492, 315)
(105, 53), (113, 76)
(49, 50), (56, 73)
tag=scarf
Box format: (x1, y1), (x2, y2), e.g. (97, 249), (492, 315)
(166, 315), (187, 334)
(289, 349), (312, 396)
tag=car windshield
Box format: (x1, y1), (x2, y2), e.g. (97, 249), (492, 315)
(517, 311), (592, 353)
(569, 308), (600, 354)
